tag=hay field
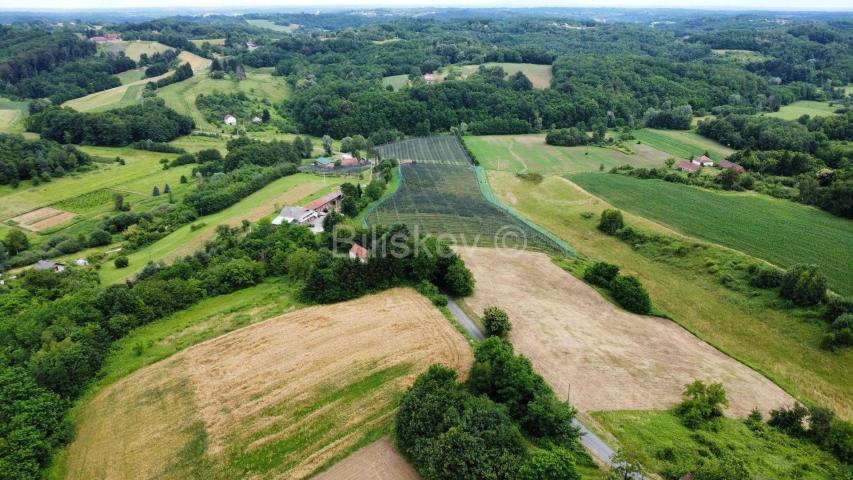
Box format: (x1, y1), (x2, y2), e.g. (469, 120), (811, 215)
(62, 288), (471, 480)
(190, 38), (226, 47)
(484, 171), (853, 418)
(11, 207), (75, 232)
(467, 134), (669, 173)
(0, 97), (29, 134)
(100, 41), (171, 61)
(457, 246), (793, 417)
(314, 437), (420, 480)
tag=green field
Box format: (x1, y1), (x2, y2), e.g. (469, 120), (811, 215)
(190, 38), (225, 47)
(99, 173), (341, 284)
(246, 19), (300, 32)
(594, 410), (846, 479)
(383, 62), (553, 90)
(487, 171), (853, 418)
(100, 41), (172, 61)
(381, 74), (410, 91)
(766, 100), (841, 120)
(570, 172), (853, 296)
(0, 97), (29, 134)
(0, 147), (184, 221)
(467, 134), (669, 174)
(376, 136), (471, 164)
(710, 48), (770, 63)
(632, 128), (735, 161)
(157, 67), (289, 129)
(114, 68), (145, 85)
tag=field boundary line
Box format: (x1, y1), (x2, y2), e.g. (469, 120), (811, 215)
(362, 165), (403, 227)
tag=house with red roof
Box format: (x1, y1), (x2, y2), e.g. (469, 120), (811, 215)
(349, 243), (369, 263)
(692, 154), (714, 167)
(719, 159), (746, 173)
(677, 160), (700, 172)
(305, 189), (342, 213)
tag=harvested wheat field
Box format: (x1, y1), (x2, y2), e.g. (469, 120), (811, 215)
(63, 288), (469, 480)
(11, 207), (75, 231)
(314, 437), (421, 480)
(456, 246), (794, 417)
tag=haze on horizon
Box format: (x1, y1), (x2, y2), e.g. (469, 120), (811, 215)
(3, 0), (852, 11)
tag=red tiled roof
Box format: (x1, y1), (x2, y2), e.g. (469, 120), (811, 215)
(305, 189), (342, 211)
(349, 243), (369, 260)
(694, 154), (713, 164)
(719, 159), (746, 173)
(677, 160), (700, 172)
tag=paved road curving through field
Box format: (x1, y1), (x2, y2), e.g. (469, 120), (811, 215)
(446, 296), (625, 471)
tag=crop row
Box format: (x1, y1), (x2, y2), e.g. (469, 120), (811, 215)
(377, 136), (471, 165)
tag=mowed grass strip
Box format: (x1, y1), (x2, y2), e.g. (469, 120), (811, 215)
(632, 128), (735, 161)
(99, 173), (341, 284)
(0, 97), (29, 133)
(593, 410), (847, 479)
(569, 172), (853, 296)
(486, 171), (853, 418)
(467, 134), (669, 174)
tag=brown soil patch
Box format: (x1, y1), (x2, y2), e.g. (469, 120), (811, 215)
(314, 437), (421, 480)
(12, 207), (75, 231)
(63, 288), (470, 480)
(456, 246), (794, 417)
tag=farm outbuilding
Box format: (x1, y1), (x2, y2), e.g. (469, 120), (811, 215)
(224, 114), (237, 125)
(349, 244), (369, 263)
(677, 160), (700, 172)
(306, 190), (343, 213)
(272, 206), (319, 226)
(719, 159), (746, 173)
(692, 154), (714, 167)
(34, 260), (65, 272)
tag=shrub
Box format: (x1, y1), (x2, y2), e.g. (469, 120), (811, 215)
(114, 256), (129, 268)
(747, 264), (784, 288)
(780, 264), (827, 306)
(675, 380), (729, 429)
(442, 257), (475, 297)
(415, 280), (447, 307)
(517, 447), (580, 480)
(598, 209), (624, 235)
(610, 275), (651, 314)
(482, 306), (511, 338)
(584, 261), (620, 288)
(825, 296), (853, 321)
(88, 229), (112, 247)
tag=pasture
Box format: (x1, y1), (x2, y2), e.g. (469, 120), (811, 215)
(0, 97), (29, 134)
(594, 410), (847, 479)
(382, 62), (552, 90)
(99, 173), (341, 284)
(376, 136), (471, 164)
(458, 246), (793, 416)
(190, 38), (225, 47)
(569, 172), (853, 296)
(114, 68), (145, 85)
(157, 67), (288, 129)
(466, 134), (669, 174)
(766, 100), (840, 120)
(0, 146), (183, 221)
(246, 19), (300, 32)
(100, 41), (172, 61)
(631, 128), (735, 161)
(381, 74), (410, 91)
(60, 288), (471, 480)
(486, 171), (853, 418)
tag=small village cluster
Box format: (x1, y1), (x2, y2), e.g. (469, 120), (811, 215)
(677, 154), (746, 173)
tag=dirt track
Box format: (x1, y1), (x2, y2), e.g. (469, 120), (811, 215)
(456, 246), (794, 417)
(63, 288), (469, 480)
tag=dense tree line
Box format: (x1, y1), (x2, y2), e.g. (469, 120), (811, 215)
(146, 62), (193, 89)
(698, 114), (823, 152)
(26, 99), (194, 146)
(0, 27), (96, 86)
(0, 134), (93, 186)
(184, 163), (297, 215)
(396, 337), (583, 479)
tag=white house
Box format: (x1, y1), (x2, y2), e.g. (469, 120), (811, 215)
(74, 258), (89, 267)
(692, 154), (714, 167)
(272, 206), (319, 226)
(224, 114), (237, 126)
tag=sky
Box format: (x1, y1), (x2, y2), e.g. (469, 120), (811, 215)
(3, 0), (852, 10)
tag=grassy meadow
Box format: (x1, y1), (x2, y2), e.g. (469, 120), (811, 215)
(157, 67), (289, 129)
(99, 173), (342, 284)
(383, 62), (552, 90)
(631, 128), (735, 161)
(0, 97), (29, 134)
(100, 40), (172, 61)
(467, 134), (669, 174)
(486, 171), (853, 418)
(593, 410), (847, 479)
(190, 38), (226, 47)
(246, 19), (300, 32)
(710, 48), (770, 63)
(381, 74), (410, 91)
(569, 172), (853, 296)
(0, 147), (184, 221)
(766, 100), (841, 120)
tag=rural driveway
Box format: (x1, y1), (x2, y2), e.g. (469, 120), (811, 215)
(445, 297), (620, 468)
